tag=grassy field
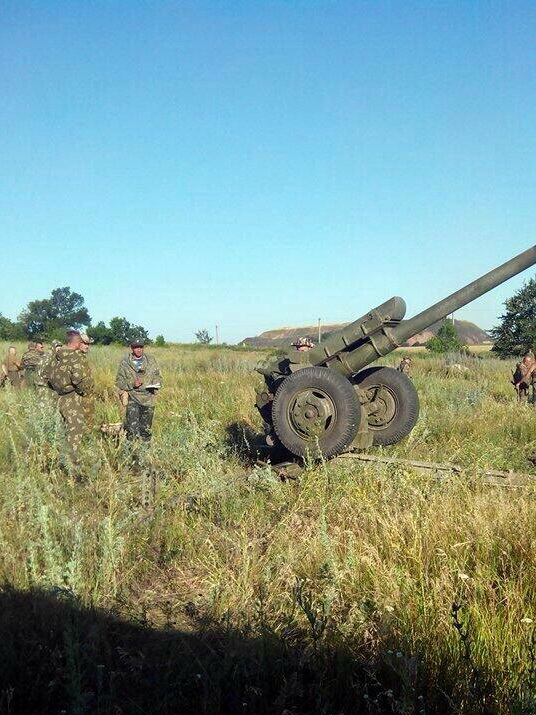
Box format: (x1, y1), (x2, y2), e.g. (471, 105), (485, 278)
(1, 342), (536, 714)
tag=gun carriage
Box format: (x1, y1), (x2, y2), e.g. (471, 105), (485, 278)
(256, 246), (536, 458)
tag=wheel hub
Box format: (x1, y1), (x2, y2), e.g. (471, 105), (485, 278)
(365, 384), (398, 428)
(287, 388), (336, 440)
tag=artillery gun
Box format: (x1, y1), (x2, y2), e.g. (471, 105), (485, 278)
(256, 246), (536, 459)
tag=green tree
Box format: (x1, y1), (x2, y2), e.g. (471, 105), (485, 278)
(109, 317), (132, 344)
(0, 314), (26, 341)
(195, 329), (213, 345)
(88, 321), (114, 345)
(109, 317), (151, 345)
(426, 319), (462, 354)
(490, 277), (536, 357)
(18, 287), (90, 339)
(155, 335), (166, 347)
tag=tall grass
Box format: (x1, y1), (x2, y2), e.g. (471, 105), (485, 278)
(0, 342), (534, 714)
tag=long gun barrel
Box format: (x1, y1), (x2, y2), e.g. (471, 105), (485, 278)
(393, 245), (536, 345)
(305, 245), (536, 377)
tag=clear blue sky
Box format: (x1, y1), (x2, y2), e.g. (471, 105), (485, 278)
(2, 1), (535, 343)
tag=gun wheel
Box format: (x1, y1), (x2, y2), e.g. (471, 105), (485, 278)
(354, 366), (419, 446)
(271, 367), (360, 459)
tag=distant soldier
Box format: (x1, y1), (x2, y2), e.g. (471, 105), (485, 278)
(292, 337), (314, 352)
(513, 353), (536, 403)
(398, 356), (412, 375)
(21, 340), (45, 389)
(78, 333), (95, 427)
(115, 341), (162, 442)
(3, 346), (22, 389)
(47, 331), (94, 472)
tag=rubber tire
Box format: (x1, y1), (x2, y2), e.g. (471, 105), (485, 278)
(271, 367), (361, 459)
(354, 366), (419, 446)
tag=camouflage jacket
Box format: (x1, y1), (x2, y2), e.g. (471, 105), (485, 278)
(36, 350), (55, 387)
(115, 354), (162, 406)
(22, 349), (42, 370)
(47, 348), (94, 397)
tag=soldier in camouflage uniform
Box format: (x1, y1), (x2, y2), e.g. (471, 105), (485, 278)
(21, 340), (45, 389)
(36, 340), (62, 404)
(514, 353), (536, 403)
(78, 332), (95, 427)
(115, 341), (162, 442)
(47, 331), (94, 470)
(398, 356), (412, 376)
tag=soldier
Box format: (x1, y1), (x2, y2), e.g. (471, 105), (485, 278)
(398, 356), (412, 375)
(47, 330), (94, 472)
(115, 341), (162, 442)
(513, 353), (536, 403)
(21, 340), (45, 389)
(292, 337), (314, 352)
(3, 346), (22, 389)
(78, 333), (95, 427)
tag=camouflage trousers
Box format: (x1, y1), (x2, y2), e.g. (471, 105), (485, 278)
(124, 400), (154, 442)
(57, 393), (87, 466)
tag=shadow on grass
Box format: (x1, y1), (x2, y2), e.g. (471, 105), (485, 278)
(224, 421), (293, 467)
(0, 586), (509, 715)
(0, 585), (435, 715)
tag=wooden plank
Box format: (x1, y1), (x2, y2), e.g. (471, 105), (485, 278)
(336, 452), (535, 486)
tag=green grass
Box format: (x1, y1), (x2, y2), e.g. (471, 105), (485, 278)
(0, 342), (535, 714)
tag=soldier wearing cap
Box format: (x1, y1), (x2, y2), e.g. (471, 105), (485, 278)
(292, 337), (315, 352)
(46, 330), (94, 473)
(115, 340), (162, 442)
(79, 332), (94, 354)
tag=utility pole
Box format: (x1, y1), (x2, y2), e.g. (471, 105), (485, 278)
(215, 324), (219, 346)
(318, 318), (322, 344)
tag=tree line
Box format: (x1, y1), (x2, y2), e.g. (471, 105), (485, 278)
(0, 287), (165, 346)
(2, 279), (532, 354)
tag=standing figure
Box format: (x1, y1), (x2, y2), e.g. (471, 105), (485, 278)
(115, 341), (162, 442)
(3, 346), (22, 389)
(47, 331), (94, 471)
(78, 333), (95, 427)
(513, 353), (536, 403)
(21, 340), (45, 389)
(398, 356), (412, 375)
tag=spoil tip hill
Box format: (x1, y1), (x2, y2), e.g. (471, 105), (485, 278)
(241, 319), (490, 348)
